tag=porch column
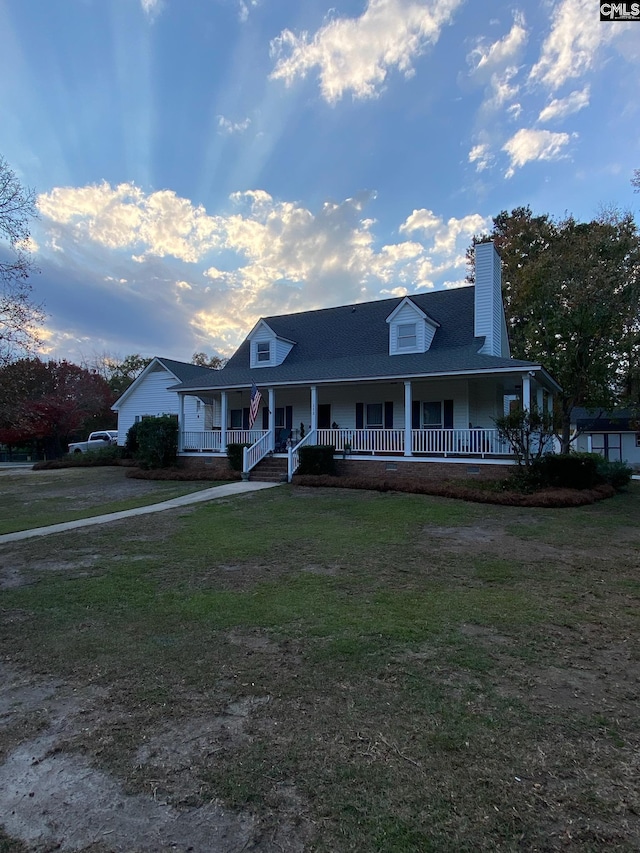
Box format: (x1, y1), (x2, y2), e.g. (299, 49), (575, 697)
(404, 381), (413, 457)
(268, 387), (275, 450)
(178, 393), (185, 452)
(310, 385), (318, 433)
(522, 373), (531, 412)
(220, 391), (228, 454)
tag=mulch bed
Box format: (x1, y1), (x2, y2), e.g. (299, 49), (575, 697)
(292, 474), (617, 507)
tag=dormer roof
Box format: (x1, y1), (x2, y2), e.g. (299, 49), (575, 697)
(385, 296), (440, 329)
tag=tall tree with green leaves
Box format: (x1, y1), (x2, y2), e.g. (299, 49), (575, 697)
(469, 208), (640, 451)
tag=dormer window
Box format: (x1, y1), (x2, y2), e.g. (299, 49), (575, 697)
(248, 319), (295, 368)
(397, 323), (417, 350)
(257, 341), (271, 362)
(386, 297), (440, 355)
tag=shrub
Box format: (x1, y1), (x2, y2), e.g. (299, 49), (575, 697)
(135, 415), (178, 469)
(227, 442), (250, 472)
(125, 421), (141, 456)
(494, 407), (557, 467)
(596, 458), (633, 489)
(297, 445), (337, 476)
(531, 452), (602, 490)
(33, 446), (125, 469)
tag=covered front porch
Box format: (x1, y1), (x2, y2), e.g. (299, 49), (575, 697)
(177, 370), (555, 481)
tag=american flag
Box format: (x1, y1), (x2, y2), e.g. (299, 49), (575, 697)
(249, 382), (262, 428)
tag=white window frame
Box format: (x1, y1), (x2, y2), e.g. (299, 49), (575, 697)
(397, 322), (417, 350)
(256, 341), (271, 363)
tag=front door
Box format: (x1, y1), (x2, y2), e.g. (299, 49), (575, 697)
(318, 404), (331, 429)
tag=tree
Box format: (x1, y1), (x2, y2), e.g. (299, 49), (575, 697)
(82, 352), (153, 396)
(0, 358), (116, 457)
(494, 407), (557, 467)
(191, 351), (227, 369)
(469, 208), (640, 452)
(0, 156), (44, 363)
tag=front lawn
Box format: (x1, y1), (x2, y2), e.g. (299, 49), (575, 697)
(1, 483), (639, 851)
(0, 467), (224, 534)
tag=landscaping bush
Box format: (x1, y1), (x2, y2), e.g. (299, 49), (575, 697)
(297, 445), (337, 476)
(227, 442), (250, 472)
(596, 458), (633, 489)
(135, 415), (178, 469)
(530, 452), (602, 490)
(33, 446), (128, 469)
(125, 421), (141, 456)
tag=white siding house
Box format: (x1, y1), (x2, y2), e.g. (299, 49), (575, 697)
(170, 241), (561, 480)
(112, 358), (218, 446)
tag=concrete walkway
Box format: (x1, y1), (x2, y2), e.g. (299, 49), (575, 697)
(0, 481), (281, 544)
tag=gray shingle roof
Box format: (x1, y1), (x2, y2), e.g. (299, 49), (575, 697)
(173, 288), (540, 392)
(155, 357), (218, 384)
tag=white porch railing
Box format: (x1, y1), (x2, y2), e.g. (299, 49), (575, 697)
(243, 430), (273, 473)
(180, 430), (222, 452)
(317, 428), (405, 454)
(180, 428), (512, 460)
(228, 429), (268, 445)
(287, 429), (317, 482)
(180, 429), (268, 452)
(411, 428), (508, 456)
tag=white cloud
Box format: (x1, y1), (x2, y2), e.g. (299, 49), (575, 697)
(502, 128), (572, 177)
(529, 0), (614, 91)
(465, 15), (527, 126)
(467, 12), (527, 83)
(507, 102), (522, 120)
(36, 180), (489, 357)
(37, 182), (224, 263)
(537, 86), (590, 123)
(140, 0), (161, 17)
(269, 0), (464, 103)
(238, 0), (259, 22)
(400, 209), (491, 256)
(217, 115), (252, 135)
(468, 143), (493, 172)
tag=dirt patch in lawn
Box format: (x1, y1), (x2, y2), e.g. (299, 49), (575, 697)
(0, 662), (308, 853)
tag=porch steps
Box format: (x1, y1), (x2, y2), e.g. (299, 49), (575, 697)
(249, 455), (288, 483)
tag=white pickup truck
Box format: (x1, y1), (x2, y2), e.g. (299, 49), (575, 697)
(68, 430), (119, 454)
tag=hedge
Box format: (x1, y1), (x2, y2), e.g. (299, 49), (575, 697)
(297, 445), (337, 476)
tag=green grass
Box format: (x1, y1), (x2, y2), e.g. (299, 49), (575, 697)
(1, 480), (639, 852)
(0, 467), (224, 533)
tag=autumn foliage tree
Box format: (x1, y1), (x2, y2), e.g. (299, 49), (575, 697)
(0, 358), (116, 457)
(469, 207), (640, 451)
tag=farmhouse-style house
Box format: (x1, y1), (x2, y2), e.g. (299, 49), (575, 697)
(170, 242), (560, 481)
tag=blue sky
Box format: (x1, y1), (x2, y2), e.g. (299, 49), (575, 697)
(2, 0), (639, 365)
